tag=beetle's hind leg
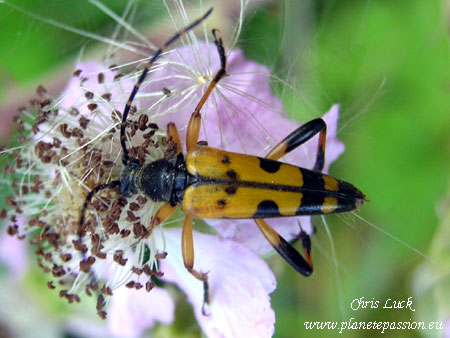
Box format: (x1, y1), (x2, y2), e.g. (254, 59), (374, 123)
(265, 118), (327, 172)
(253, 118), (328, 275)
(254, 219), (313, 276)
(253, 206), (314, 276)
(297, 228), (313, 268)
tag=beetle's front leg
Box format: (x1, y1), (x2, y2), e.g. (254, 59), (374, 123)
(146, 202), (179, 237)
(186, 30), (227, 151)
(167, 122), (182, 154)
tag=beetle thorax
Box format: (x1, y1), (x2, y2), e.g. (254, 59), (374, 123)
(119, 154), (190, 205)
(136, 158), (175, 202)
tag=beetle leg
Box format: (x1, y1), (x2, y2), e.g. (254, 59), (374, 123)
(166, 122), (182, 154)
(76, 180), (121, 310)
(181, 214), (210, 315)
(254, 119), (328, 275)
(298, 230), (313, 268)
(254, 219), (313, 276)
(186, 29), (227, 151)
(186, 112), (201, 152)
(180, 30), (227, 311)
(288, 229), (313, 269)
(146, 202), (179, 237)
(289, 221), (314, 268)
(265, 118), (327, 172)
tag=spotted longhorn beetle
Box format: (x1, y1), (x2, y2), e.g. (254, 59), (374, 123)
(79, 8), (366, 313)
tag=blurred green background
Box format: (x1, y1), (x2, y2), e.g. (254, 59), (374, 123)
(0, 0), (449, 337)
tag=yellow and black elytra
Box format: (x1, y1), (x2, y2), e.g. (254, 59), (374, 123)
(79, 8), (365, 313)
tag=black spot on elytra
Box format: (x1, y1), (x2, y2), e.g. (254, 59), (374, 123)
(225, 186), (237, 195)
(221, 155), (231, 164)
(259, 158), (281, 173)
(217, 199), (227, 206)
(226, 170), (237, 180)
(253, 200), (280, 218)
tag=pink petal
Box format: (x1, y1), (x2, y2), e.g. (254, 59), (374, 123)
(0, 219), (28, 278)
(159, 228), (276, 338)
(108, 286), (175, 338)
(130, 42), (225, 139)
(60, 62), (134, 116)
(445, 317), (450, 338)
(136, 43), (285, 153)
